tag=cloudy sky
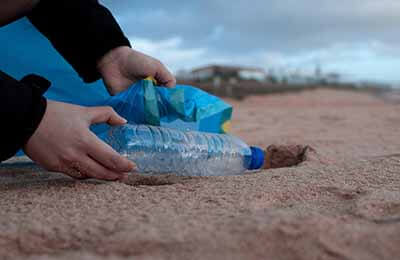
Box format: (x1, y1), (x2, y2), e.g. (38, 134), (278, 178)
(102, 0), (400, 84)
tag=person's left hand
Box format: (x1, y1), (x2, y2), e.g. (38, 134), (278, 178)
(97, 46), (176, 95)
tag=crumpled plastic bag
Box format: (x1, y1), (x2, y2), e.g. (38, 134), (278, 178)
(101, 78), (232, 134)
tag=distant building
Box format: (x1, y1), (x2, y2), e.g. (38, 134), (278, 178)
(238, 69), (267, 81)
(189, 65), (267, 82)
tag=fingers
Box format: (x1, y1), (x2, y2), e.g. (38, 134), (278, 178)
(66, 156), (126, 181)
(85, 131), (137, 173)
(80, 106), (136, 180)
(87, 106), (127, 126)
(154, 62), (176, 88)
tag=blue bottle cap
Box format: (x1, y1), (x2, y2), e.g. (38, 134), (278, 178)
(249, 146), (265, 170)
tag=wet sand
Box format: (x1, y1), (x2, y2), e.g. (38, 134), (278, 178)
(1, 89), (400, 259)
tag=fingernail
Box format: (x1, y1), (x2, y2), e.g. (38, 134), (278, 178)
(127, 161), (137, 171)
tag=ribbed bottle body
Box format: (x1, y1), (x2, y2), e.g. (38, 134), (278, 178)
(105, 125), (253, 176)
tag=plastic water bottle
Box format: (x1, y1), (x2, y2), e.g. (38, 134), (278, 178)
(105, 124), (265, 176)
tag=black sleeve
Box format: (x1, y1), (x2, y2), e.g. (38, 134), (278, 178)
(27, 0), (131, 83)
(0, 71), (50, 162)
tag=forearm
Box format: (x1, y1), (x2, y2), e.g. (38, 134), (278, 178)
(28, 0), (131, 83)
(0, 71), (49, 161)
(0, 0), (39, 26)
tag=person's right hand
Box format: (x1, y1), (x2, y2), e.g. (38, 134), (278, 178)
(24, 100), (136, 180)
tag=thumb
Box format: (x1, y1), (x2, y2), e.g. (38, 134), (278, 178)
(87, 106), (127, 126)
(153, 62), (176, 88)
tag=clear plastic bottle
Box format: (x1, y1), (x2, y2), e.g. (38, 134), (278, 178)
(105, 124), (264, 176)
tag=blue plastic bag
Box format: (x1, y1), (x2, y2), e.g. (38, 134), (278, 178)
(101, 78), (232, 134)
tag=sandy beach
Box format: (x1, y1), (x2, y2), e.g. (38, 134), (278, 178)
(1, 88), (400, 259)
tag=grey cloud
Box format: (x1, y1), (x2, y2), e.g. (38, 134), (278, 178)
(102, 0), (400, 54)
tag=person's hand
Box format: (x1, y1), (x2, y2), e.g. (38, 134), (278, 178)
(24, 100), (136, 181)
(97, 46), (176, 95)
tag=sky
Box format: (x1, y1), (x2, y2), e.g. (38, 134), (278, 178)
(102, 0), (400, 84)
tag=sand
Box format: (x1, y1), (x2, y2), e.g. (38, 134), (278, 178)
(1, 89), (400, 260)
